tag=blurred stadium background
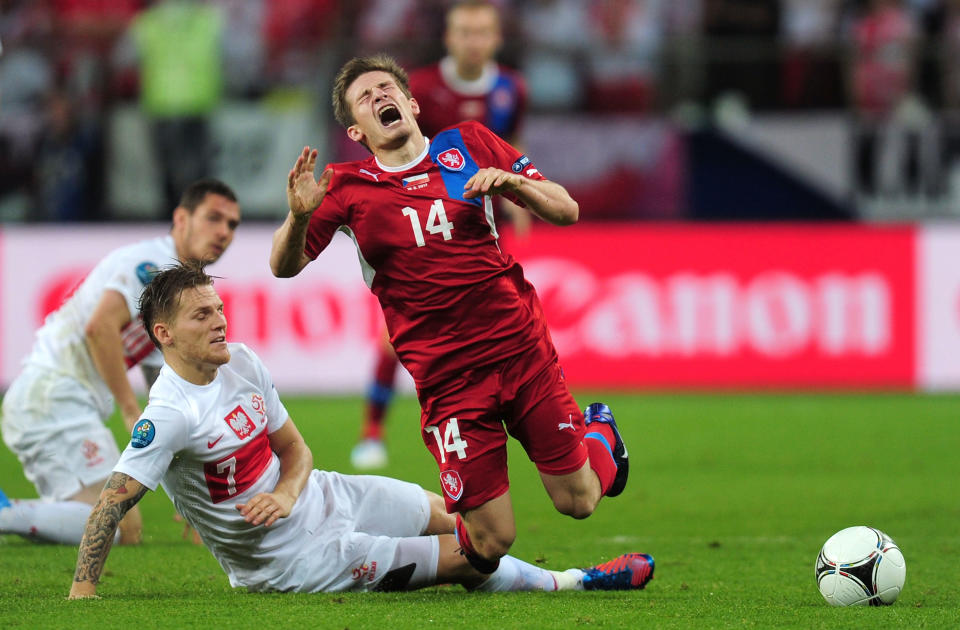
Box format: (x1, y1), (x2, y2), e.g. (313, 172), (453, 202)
(1, 0), (959, 395)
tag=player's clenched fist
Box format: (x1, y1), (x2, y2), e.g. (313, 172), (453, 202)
(463, 167), (523, 199)
(287, 146), (333, 217)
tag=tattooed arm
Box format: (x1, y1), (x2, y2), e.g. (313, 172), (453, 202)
(69, 472), (149, 599)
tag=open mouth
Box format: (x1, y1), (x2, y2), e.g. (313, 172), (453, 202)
(378, 104), (401, 127)
(211, 335), (226, 345)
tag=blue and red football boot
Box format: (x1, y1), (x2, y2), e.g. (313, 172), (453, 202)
(578, 553), (655, 591)
(583, 402), (629, 497)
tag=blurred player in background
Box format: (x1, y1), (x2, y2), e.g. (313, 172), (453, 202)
(0, 179), (240, 545)
(270, 55), (648, 585)
(352, 0), (531, 470)
(69, 263), (652, 597)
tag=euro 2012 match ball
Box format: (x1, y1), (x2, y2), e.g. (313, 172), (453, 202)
(815, 526), (906, 606)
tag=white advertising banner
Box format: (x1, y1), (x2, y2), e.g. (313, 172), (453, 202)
(918, 225), (960, 390)
(0, 225), (397, 394)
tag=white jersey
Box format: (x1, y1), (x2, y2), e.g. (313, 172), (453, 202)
(25, 235), (178, 418)
(114, 343), (325, 589)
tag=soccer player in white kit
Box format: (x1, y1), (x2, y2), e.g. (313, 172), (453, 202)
(0, 179), (240, 545)
(68, 263), (653, 597)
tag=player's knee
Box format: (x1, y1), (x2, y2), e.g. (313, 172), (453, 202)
(470, 526), (515, 560)
(424, 491), (456, 535)
(474, 535), (513, 560)
(551, 490), (600, 520)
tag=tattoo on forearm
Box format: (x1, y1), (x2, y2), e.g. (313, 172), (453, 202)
(73, 473), (147, 585)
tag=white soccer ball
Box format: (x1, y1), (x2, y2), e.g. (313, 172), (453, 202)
(815, 526), (906, 606)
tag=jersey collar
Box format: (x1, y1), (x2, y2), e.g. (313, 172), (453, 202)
(440, 56), (498, 96)
(374, 138), (431, 173)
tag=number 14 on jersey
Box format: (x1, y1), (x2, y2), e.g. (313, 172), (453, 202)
(402, 200), (454, 247)
(425, 417), (468, 463)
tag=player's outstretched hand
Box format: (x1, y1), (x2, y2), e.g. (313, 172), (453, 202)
(463, 167), (523, 199)
(236, 491), (295, 528)
(287, 146), (333, 217)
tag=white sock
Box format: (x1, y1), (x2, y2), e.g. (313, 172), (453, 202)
(474, 555), (576, 592)
(0, 499), (111, 545)
(561, 568), (586, 590)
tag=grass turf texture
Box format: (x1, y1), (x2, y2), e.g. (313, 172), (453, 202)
(1, 392), (957, 629)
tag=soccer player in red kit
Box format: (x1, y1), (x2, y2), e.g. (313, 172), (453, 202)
(353, 0), (530, 470)
(270, 55), (653, 587)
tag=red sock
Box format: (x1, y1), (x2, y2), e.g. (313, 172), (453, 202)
(584, 435), (617, 496)
(361, 409), (384, 440)
(585, 421), (615, 447)
(362, 352), (399, 440)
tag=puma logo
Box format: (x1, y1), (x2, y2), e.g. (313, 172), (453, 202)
(557, 421), (576, 432)
(359, 168), (380, 181)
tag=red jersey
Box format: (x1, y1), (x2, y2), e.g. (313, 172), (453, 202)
(303, 121), (550, 388)
(408, 58), (527, 141)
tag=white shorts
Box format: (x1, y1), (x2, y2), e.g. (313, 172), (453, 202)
(1, 365), (119, 500)
(255, 470), (437, 593)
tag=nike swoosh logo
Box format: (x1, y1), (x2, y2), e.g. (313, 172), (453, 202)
(207, 435), (224, 449)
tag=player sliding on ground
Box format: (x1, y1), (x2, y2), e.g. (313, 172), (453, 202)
(69, 264), (652, 597)
(269, 54), (652, 587)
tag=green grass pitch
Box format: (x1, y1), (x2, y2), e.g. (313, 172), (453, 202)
(1, 392), (958, 629)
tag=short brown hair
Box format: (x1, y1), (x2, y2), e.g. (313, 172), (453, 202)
(331, 54), (412, 128)
(447, 0), (501, 27)
(139, 261), (216, 349)
(178, 178), (237, 212)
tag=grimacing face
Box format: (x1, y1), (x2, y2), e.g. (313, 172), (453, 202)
(345, 71), (421, 151)
(176, 193), (241, 264)
(161, 284), (230, 372)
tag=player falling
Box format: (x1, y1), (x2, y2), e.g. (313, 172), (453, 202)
(270, 54), (650, 586)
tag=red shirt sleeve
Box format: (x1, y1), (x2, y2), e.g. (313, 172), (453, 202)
(458, 121), (546, 208)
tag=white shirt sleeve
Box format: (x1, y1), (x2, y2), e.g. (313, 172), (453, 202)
(114, 404), (190, 491)
(103, 262), (152, 322)
(262, 372), (289, 435)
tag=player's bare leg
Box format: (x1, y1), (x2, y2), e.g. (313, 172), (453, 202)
(423, 490), (456, 535)
(539, 461), (603, 519)
(455, 492), (517, 572)
(536, 402), (629, 519)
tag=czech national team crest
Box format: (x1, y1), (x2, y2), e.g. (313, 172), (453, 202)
(437, 148), (465, 171)
(440, 470), (464, 501)
(224, 405), (256, 439)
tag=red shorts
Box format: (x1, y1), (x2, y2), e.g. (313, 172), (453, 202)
(418, 338), (587, 513)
